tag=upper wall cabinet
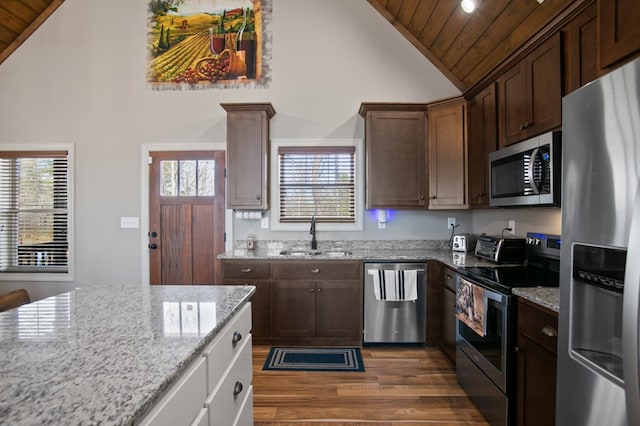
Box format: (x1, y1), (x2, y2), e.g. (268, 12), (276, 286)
(359, 103), (429, 209)
(467, 84), (497, 208)
(498, 33), (562, 148)
(427, 97), (467, 210)
(598, 0), (640, 69)
(221, 103), (275, 210)
(563, 1), (599, 94)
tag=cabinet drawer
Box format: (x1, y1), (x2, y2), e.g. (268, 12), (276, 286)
(441, 267), (457, 292)
(271, 261), (361, 280)
(203, 302), (252, 395)
(233, 385), (254, 426)
(517, 299), (558, 354)
(139, 356), (207, 426)
(222, 261), (270, 280)
(191, 408), (208, 426)
(206, 336), (253, 426)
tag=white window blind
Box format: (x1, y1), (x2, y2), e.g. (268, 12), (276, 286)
(0, 151), (69, 273)
(278, 146), (355, 223)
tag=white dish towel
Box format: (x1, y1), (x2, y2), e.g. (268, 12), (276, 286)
(367, 269), (418, 301)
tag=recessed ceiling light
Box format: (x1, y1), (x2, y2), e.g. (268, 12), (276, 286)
(461, 0), (476, 14)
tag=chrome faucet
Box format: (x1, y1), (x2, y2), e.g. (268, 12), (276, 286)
(310, 216), (317, 250)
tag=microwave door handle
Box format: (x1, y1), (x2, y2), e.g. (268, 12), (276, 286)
(527, 148), (541, 195)
(624, 186), (640, 426)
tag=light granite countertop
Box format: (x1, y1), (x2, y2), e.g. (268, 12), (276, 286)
(513, 287), (560, 312)
(0, 284), (255, 426)
(219, 239), (558, 311)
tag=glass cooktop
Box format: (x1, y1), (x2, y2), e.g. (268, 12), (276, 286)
(458, 262), (559, 294)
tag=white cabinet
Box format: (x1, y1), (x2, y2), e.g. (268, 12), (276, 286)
(138, 357), (207, 426)
(204, 302), (253, 425)
(139, 302), (253, 426)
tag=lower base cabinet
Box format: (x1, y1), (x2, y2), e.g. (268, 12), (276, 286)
(439, 265), (457, 361)
(516, 298), (558, 426)
(139, 302), (253, 426)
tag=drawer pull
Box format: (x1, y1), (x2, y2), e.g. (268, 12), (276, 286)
(232, 331), (242, 347)
(445, 274), (452, 280)
(240, 268), (252, 273)
(310, 268), (320, 274)
(541, 325), (557, 337)
(233, 381), (244, 398)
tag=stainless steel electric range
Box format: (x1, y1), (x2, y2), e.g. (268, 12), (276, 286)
(454, 232), (560, 426)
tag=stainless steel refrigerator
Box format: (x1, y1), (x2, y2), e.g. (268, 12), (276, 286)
(558, 56), (640, 425)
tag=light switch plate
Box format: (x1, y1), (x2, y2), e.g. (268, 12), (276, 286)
(120, 217), (139, 229)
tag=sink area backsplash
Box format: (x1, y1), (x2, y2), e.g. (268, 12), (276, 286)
(232, 239), (451, 252)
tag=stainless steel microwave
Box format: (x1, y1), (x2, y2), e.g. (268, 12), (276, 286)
(489, 131), (561, 207)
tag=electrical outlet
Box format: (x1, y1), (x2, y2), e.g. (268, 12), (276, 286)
(447, 217), (457, 230)
(508, 220), (515, 236)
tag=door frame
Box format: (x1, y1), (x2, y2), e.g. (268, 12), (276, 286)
(140, 143), (231, 285)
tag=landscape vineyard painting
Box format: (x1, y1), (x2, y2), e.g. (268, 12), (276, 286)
(147, 0), (271, 89)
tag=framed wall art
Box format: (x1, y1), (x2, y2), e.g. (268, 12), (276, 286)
(147, 0), (272, 89)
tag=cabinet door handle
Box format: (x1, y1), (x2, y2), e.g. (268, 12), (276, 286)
(232, 331), (242, 347)
(541, 325), (557, 337)
(430, 196), (437, 200)
(310, 268), (320, 274)
(233, 381), (244, 398)
(445, 274), (452, 280)
(255, 194), (261, 200)
(241, 268), (252, 273)
(310, 288), (315, 293)
(317, 288), (321, 293)
(420, 195), (425, 200)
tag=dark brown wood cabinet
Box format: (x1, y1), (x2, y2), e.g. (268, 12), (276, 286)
(221, 260), (271, 342)
(516, 298), (558, 426)
(439, 265), (457, 362)
(498, 33), (562, 147)
(467, 83), (497, 208)
(598, 0), (640, 69)
(221, 103), (275, 210)
(563, 1), (598, 95)
(270, 260), (363, 346)
(359, 103), (429, 209)
(427, 97), (467, 209)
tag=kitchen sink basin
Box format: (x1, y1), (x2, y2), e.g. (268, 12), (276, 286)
(279, 250), (322, 256)
(278, 249), (352, 257)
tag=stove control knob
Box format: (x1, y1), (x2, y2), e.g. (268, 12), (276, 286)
(527, 237), (541, 245)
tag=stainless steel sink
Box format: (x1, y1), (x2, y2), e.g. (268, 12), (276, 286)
(320, 250), (353, 257)
(278, 249), (352, 257)
(278, 250), (321, 256)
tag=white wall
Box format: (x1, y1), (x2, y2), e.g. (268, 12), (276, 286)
(0, 0), (462, 296)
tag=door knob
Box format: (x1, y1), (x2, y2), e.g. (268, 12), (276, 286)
(148, 243), (158, 249)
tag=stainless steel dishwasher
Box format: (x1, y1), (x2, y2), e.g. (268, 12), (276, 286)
(363, 262), (427, 344)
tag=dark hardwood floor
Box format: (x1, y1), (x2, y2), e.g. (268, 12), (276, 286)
(252, 345), (490, 425)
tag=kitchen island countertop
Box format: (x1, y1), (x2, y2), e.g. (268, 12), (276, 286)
(0, 283), (254, 426)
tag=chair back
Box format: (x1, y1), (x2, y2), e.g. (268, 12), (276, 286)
(0, 289), (31, 312)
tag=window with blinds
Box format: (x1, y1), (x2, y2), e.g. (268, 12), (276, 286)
(278, 146), (355, 223)
(0, 151), (69, 273)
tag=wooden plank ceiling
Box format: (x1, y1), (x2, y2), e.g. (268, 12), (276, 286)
(367, 0), (575, 92)
(0, 0), (64, 65)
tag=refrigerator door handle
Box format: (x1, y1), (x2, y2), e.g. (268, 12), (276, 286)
(623, 186), (640, 425)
